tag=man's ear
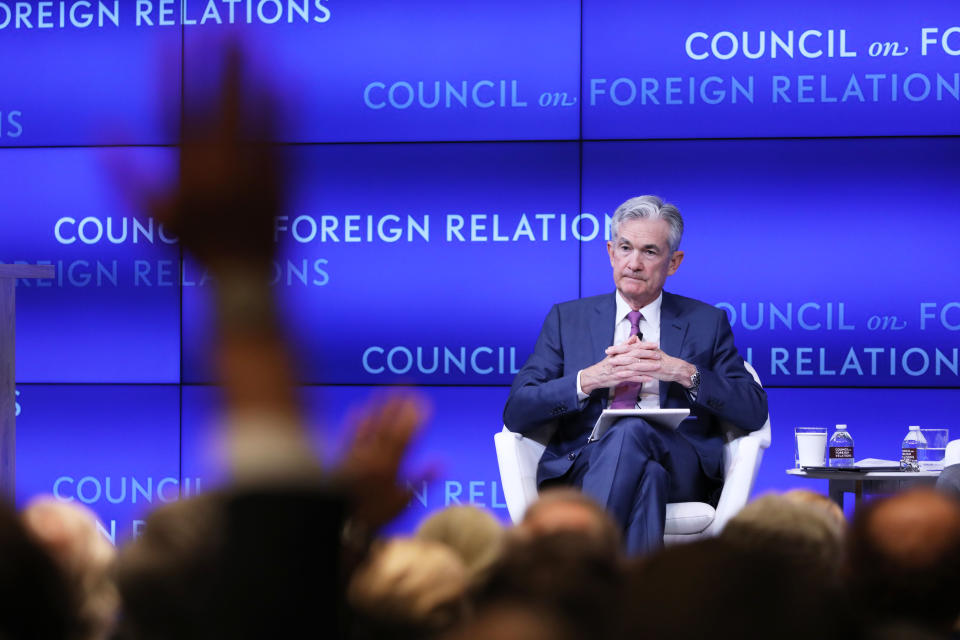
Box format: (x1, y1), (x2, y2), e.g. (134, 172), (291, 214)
(667, 250), (684, 275)
(607, 241), (615, 266)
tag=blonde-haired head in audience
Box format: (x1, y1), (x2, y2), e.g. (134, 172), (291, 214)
(720, 491), (846, 572)
(416, 505), (505, 581)
(22, 496), (119, 640)
(348, 537), (469, 636)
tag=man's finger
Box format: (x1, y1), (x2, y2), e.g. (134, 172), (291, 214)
(610, 370), (654, 384)
(609, 353), (662, 369)
(606, 342), (660, 356)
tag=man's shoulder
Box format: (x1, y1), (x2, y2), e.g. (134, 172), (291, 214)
(662, 291), (724, 320)
(553, 293), (614, 316)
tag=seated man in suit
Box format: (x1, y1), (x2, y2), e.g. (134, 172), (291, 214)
(503, 195), (767, 555)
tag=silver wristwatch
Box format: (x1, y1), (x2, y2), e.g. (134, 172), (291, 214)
(689, 367), (701, 392)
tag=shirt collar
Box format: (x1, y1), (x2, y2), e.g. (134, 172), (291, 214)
(615, 290), (663, 326)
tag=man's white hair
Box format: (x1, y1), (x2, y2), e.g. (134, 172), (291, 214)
(610, 195), (684, 252)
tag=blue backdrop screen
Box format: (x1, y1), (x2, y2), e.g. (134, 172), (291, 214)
(181, 385), (513, 530)
(181, 142), (581, 383)
(0, 12), (178, 146)
(182, 0), (581, 142)
(579, 138), (960, 387)
(583, 0), (960, 138)
(1, 0), (958, 541)
(15, 384), (181, 543)
(0, 148), (180, 382)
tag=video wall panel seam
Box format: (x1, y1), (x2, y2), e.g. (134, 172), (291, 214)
(577, 0), (584, 300)
(178, 18), (186, 497)
(4, 133), (960, 152)
(14, 383), (960, 391)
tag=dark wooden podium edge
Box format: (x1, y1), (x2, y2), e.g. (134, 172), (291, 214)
(0, 265), (55, 502)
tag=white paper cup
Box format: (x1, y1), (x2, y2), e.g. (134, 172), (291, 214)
(795, 427), (828, 468)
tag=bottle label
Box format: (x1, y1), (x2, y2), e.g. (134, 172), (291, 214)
(901, 447), (917, 463)
(830, 446), (853, 459)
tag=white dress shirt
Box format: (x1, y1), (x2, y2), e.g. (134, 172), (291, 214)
(577, 291), (663, 408)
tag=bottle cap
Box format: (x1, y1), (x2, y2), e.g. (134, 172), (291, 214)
(909, 425), (920, 430)
(836, 424), (847, 430)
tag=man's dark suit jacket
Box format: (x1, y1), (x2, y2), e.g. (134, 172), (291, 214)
(503, 291), (768, 487)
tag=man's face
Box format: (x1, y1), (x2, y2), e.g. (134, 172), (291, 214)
(607, 217), (684, 309)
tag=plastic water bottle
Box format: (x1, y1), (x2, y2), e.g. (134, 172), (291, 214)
(828, 424), (854, 468)
(901, 425), (927, 471)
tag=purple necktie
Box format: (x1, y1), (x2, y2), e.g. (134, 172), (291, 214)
(610, 310), (643, 409)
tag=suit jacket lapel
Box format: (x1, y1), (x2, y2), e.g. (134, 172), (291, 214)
(590, 293), (616, 367)
(589, 294), (616, 407)
(659, 291), (689, 407)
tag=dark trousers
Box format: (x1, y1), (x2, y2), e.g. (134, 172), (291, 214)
(548, 418), (716, 556)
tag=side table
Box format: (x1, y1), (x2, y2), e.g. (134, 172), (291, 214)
(785, 468), (940, 509)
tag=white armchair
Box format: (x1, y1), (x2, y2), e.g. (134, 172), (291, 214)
(494, 362), (771, 544)
(945, 439), (960, 467)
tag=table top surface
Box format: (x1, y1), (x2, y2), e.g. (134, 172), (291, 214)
(786, 468), (941, 479)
